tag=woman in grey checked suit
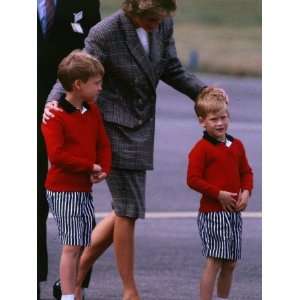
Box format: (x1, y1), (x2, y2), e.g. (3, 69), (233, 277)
(43, 1), (216, 299)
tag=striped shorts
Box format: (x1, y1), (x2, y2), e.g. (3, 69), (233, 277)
(46, 190), (95, 246)
(106, 169), (146, 219)
(197, 211), (243, 260)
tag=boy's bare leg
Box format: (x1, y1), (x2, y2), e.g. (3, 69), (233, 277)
(60, 245), (82, 295)
(74, 212), (116, 299)
(114, 215), (140, 300)
(200, 257), (222, 300)
(216, 260), (236, 298)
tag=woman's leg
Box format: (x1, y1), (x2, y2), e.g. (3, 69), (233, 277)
(114, 215), (140, 300)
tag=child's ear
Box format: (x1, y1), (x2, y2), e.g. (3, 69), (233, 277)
(198, 117), (206, 129)
(73, 79), (82, 90)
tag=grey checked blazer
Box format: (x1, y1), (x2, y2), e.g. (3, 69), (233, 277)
(47, 9), (206, 170)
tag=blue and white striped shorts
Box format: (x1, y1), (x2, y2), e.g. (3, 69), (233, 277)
(197, 211), (242, 260)
(46, 190), (95, 246)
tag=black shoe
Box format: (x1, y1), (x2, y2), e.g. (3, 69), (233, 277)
(53, 279), (62, 300)
(37, 282), (40, 300)
(52, 279), (86, 300)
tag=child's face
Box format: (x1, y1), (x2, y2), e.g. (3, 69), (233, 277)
(77, 75), (102, 102)
(200, 109), (229, 141)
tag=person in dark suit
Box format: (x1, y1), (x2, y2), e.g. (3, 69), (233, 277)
(37, 1), (101, 299)
(44, 1), (226, 299)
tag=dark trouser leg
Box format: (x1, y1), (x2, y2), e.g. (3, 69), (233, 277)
(37, 126), (49, 283)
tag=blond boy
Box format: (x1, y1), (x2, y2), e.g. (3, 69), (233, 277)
(187, 87), (253, 300)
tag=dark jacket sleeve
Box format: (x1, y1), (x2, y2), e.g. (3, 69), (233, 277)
(160, 18), (207, 101)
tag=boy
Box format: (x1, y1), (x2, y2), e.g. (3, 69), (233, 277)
(41, 50), (111, 300)
(187, 87), (253, 300)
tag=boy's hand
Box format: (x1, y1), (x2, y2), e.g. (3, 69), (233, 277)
(43, 101), (63, 124)
(92, 164), (102, 173)
(90, 172), (107, 184)
(90, 164), (107, 183)
(218, 191), (237, 212)
(236, 190), (250, 211)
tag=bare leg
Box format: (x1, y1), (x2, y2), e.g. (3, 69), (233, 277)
(200, 257), (222, 300)
(114, 215), (140, 300)
(75, 212), (116, 299)
(217, 260), (236, 298)
(60, 245), (82, 295)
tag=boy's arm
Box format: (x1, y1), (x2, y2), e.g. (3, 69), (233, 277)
(187, 146), (220, 199)
(41, 117), (94, 173)
(95, 107), (112, 175)
(239, 142), (254, 192)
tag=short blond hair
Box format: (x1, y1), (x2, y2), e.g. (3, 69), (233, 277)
(57, 50), (104, 92)
(122, 0), (176, 18)
(195, 86), (229, 118)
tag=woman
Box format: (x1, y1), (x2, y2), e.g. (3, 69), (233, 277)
(44, 1), (209, 299)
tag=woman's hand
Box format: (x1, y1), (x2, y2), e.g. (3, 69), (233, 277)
(43, 101), (62, 124)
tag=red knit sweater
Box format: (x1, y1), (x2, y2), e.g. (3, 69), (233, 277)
(187, 132), (253, 212)
(41, 98), (112, 192)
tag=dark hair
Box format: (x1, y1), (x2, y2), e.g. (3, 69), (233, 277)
(122, 0), (177, 17)
(57, 50), (104, 91)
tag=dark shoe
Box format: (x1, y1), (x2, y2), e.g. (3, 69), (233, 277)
(53, 279), (62, 300)
(37, 282), (40, 300)
(53, 279), (86, 300)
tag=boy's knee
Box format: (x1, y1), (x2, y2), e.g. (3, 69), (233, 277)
(221, 260), (236, 273)
(206, 257), (223, 270)
(62, 245), (82, 258)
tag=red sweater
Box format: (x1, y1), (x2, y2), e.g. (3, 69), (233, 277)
(41, 98), (112, 192)
(187, 132), (253, 212)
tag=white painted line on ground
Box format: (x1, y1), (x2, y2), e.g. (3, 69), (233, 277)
(48, 211), (261, 219)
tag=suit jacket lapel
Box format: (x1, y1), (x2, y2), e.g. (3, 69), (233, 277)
(119, 12), (156, 91)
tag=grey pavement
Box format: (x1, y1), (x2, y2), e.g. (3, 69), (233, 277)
(41, 74), (262, 299)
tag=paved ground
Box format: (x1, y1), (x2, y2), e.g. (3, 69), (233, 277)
(41, 73), (261, 299)
(42, 217), (261, 300)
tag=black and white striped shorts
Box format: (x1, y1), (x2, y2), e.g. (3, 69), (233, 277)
(197, 211), (243, 260)
(46, 190), (95, 246)
(106, 169), (146, 219)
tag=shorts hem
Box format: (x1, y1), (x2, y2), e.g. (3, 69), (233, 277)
(204, 253), (241, 261)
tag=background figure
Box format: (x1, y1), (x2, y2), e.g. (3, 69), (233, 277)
(37, 0), (101, 298)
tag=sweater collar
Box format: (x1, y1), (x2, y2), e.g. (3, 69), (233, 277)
(58, 96), (90, 113)
(203, 131), (234, 145)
